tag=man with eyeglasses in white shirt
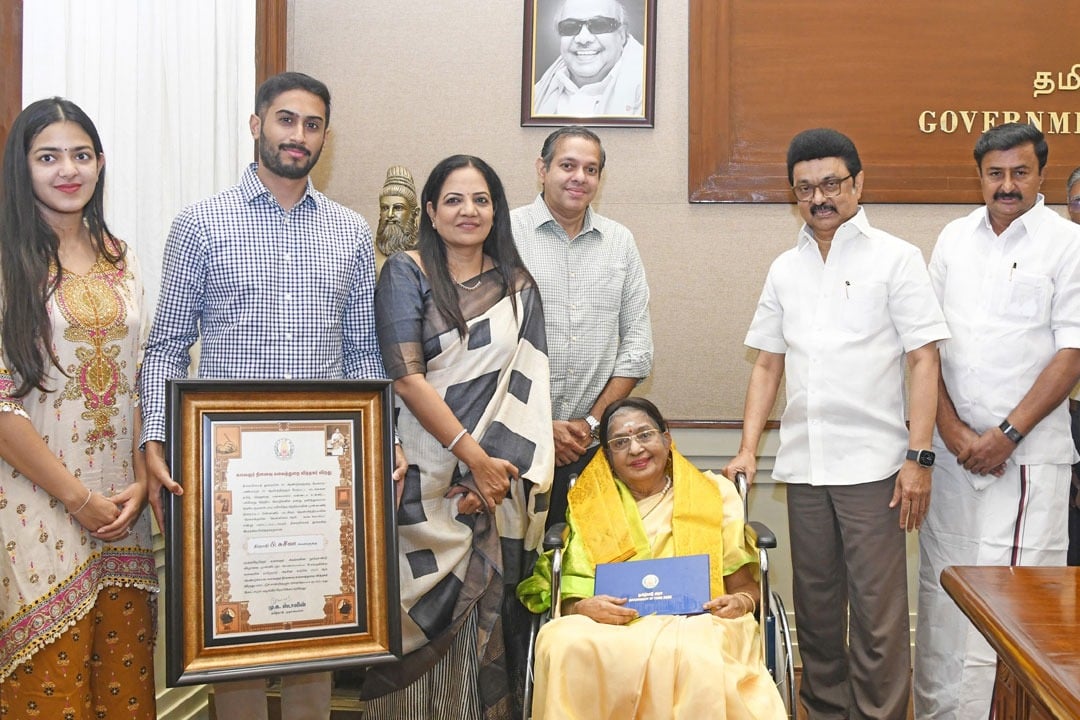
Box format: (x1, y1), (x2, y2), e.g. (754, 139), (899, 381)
(726, 128), (948, 720)
(532, 0), (644, 117)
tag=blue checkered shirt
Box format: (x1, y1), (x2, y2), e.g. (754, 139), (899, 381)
(140, 164), (384, 444)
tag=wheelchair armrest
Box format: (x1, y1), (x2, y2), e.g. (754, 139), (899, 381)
(748, 520), (776, 549)
(543, 522), (568, 551)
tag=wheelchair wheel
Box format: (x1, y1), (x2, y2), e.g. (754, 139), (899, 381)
(768, 589), (797, 717)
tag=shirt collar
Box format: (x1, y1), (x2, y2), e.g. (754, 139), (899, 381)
(979, 193), (1048, 238)
(528, 193), (597, 237)
(796, 206), (870, 250)
(239, 162), (317, 210)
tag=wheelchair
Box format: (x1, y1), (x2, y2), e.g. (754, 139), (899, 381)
(521, 471), (796, 719)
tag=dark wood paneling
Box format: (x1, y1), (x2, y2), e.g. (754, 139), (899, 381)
(256, 0), (288, 87)
(689, 1), (1080, 204)
(0, 0), (22, 148)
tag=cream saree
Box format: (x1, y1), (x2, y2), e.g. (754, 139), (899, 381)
(517, 449), (786, 719)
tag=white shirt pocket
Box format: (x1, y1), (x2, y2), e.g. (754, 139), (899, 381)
(839, 281), (888, 335)
(997, 270), (1051, 325)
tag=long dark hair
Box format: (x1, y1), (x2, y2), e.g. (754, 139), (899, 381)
(418, 154), (534, 337)
(0, 97), (122, 396)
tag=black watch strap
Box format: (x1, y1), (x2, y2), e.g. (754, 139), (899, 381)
(998, 419), (1024, 444)
(906, 449), (935, 467)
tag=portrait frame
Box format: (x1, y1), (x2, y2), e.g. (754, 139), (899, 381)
(163, 379), (401, 686)
(521, 0), (657, 127)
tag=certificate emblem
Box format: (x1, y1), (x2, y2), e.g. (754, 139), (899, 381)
(273, 437), (295, 459)
(642, 573), (660, 590)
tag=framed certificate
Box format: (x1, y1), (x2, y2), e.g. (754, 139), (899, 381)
(162, 379), (401, 686)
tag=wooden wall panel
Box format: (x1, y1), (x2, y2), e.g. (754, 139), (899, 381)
(0, 0), (22, 148)
(689, 1), (1080, 203)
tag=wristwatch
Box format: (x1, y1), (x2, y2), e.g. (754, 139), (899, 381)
(584, 414), (601, 440)
(906, 449), (936, 468)
(998, 419), (1024, 444)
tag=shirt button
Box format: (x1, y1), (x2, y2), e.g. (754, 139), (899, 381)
(284, 332), (293, 341)
(284, 372), (293, 380)
(284, 293), (292, 301)
(283, 252), (292, 261)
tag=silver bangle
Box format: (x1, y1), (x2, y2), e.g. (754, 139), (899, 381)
(71, 488), (93, 515)
(446, 428), (468, 451)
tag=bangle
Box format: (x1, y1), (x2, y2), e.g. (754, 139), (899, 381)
(446, 428), (468, 451)
(71, 488), (93, 516)
(734, 591), (756, 615)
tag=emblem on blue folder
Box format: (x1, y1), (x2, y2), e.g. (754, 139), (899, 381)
(594, 554), (711, 616)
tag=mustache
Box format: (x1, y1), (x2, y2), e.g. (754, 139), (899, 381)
(810, 203), (837, 215)
(994, 190), (1022, 201)
(279, 143), (310, 157)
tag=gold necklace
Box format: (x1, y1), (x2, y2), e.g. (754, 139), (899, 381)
(451, 257), (486, 291)
(638, 475), (672, 520)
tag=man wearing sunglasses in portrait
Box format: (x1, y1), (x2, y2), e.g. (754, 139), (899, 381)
(726, 129), (949, 720)
(533, 0), (644, 117)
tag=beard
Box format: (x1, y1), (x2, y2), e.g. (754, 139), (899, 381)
(376, 218), (418, 255)
(258, 130), (322, 180)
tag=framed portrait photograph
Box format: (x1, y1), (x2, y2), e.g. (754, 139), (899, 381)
(162, 379), (401, 686)
(521, 0), (657, 127)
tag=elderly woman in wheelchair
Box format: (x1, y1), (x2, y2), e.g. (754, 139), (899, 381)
(517, 397), (786, 719)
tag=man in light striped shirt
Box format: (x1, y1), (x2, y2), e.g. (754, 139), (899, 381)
(511, 126), (653, 529)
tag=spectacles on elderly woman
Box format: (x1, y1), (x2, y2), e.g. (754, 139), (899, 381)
(607, 428), (662, 453)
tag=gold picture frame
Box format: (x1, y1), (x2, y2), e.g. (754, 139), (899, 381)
(163, 379), (400, 686)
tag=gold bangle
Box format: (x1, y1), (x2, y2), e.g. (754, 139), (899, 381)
(71, 488), (93, 515)
(734, 591), (756, 615)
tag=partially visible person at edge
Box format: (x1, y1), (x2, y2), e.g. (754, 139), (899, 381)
(511, 125), (652, 532)
(363, 154), (553, 720)
(0, 98), (158, 719)
(139, 72), (405, 720)
(533, 0), (645, 117)
(518, 397), (786, 719)
(725, 128), (949, 720)
(1067, 166), (1080, 568)
(915, 124), (1080, 720)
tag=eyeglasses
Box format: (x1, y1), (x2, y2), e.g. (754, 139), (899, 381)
(557, 16), (623, 37)
(607, 428), (662, 453)
(792, 174), (853, 202)
(1069, 196), (1080, 209)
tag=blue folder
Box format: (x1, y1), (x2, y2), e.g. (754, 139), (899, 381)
(593, 554), (711, 616)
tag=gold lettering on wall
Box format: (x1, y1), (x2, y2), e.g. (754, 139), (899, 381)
(918, 111), (1080, 135)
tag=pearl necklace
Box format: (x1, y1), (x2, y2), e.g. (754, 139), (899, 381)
(638, 475), (673, 520)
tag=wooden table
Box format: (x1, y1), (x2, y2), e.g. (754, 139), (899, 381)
(941, 566), (1080, 720)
